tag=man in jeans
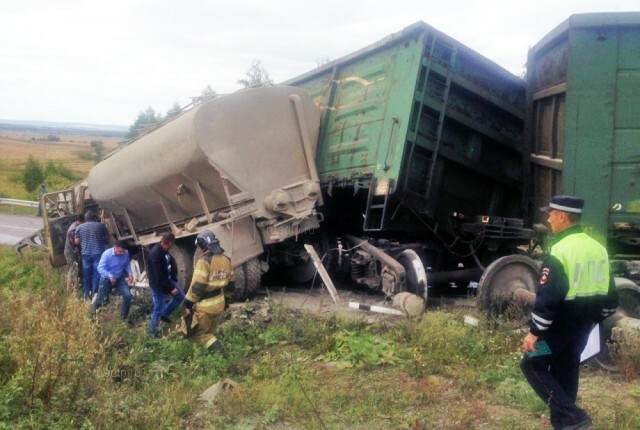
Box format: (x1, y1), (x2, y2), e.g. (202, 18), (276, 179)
(74, 210), (109, 299)
(91, 240), (134, 320)
(147, 233), (185, 336)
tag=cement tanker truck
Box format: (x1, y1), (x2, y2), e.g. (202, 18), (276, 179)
(19, 86), (322, 300)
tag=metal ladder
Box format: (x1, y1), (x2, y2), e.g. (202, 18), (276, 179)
(363, 177), (390, 231)
(424, 41), (457, 201)
(402, 35), (457, 205)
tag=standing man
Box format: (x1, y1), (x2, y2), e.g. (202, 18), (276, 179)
(521, 195), (618, 430)
(91, 240), (134, 320)
(182, 230), (234, 355)
(64, 213), (84, 291)
(36, 183), (48, 217)
(75, 210), (110, 299)
(148, 233), (185, 336)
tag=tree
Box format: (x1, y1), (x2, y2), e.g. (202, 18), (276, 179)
(192, 85), (218, 106)
(90, 140), (105, 162)
(22, 155), (44, 193)
(201, 85), (216, 97)
(44, 160), (57, 177)
(126, 107), (163, 139)
(238, 60), (274, 88)
(165, 102), (182, 119)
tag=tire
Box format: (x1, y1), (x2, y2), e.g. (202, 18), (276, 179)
(230, 265), (247, 302)
(169, 242), (195, 292)
(228, 259), (262, 302)
(243, 258), (262, 299)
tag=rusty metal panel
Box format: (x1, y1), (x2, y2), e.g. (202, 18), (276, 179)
(529, 38), (569, 94)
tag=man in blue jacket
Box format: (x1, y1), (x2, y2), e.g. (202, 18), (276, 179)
(147, 233), (185, 336)
(91, 240), (134, 320)
(521, 195), (618, 430)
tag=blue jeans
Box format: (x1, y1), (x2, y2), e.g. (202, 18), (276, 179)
(91, 276), (131, 320)
(82, 254), (102, 298)
(149, 279), (185, 334)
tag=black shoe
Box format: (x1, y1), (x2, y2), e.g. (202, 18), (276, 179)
(160, 316), (172, 324)
(207, 340), (229, 358)
(561, 418), (593, 430)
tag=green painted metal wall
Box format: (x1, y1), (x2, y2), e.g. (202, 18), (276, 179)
(285, 22), (526, 233)
(286, 31), (424, 188)
(526, 13), (640, 253)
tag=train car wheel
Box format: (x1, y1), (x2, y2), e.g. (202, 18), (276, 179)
(478, 255), (539, 317)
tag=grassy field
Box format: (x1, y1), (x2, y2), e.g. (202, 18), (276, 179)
(0, 130), (120, 201)
(1, 246), (639, 430)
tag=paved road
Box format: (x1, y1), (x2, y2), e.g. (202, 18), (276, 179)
(0, 213), (43, 245)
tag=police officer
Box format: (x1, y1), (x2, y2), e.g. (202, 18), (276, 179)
(521, 195), (619, 430)
(183, 230), (234, 355)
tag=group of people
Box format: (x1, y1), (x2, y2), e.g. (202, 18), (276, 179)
(65, 210), (234, 355)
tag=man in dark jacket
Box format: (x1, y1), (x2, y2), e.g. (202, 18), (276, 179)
(148, 233), (185, 336)
(521, 195), (619, 430)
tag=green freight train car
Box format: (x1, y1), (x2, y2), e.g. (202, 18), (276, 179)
(526, 12), (640, 264)
(285, 22), (533, 296)
(524, 13), (640, 367)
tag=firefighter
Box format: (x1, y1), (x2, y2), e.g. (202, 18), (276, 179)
(520, 195), (619, 430)
(182, 230), (234, 355)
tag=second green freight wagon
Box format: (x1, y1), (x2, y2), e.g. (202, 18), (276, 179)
(285, 21), (532, 294)
(526, 12), (640, 258)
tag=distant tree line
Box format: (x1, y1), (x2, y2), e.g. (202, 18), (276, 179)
(126, 60), (273, 139)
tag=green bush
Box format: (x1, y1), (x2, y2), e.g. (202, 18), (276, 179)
(21, 155), (44, 193)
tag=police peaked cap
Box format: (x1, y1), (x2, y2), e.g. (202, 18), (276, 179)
(540, 195), (584, 214)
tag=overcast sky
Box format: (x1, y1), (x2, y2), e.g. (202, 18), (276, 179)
(1, 0), (638, 126)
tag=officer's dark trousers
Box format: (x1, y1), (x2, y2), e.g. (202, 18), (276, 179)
(520, 328), (592, 429)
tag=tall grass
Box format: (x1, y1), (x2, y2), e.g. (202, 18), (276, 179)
(1, 246), (639, 429)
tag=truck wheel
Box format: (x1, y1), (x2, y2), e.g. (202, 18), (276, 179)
(228, 259), (261, 301)
(230, 264), (247, 302)
(169, 242), (195, 293)
(243, 258), (262, 299)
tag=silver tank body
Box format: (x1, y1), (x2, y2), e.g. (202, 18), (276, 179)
(88, 86), (321, 259)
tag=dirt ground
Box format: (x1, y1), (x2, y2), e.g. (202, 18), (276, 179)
(246, 282), (481, 324)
